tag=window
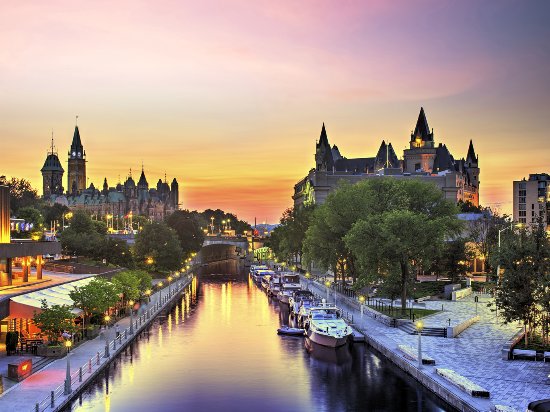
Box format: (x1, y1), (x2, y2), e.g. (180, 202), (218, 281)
(519, 217), (526, 223)
(519, 197), (526, 204)
(519, 190), (526, 196)
(519, 211), (526, 217)
(519, 182), (526, 189)
(519, 204), (526, 211)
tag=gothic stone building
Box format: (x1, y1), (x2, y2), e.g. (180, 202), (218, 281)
(42, 124), (179, 221)
(293, 107), (480, 207)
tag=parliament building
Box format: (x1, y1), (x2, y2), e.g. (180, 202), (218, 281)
(41, 124), (179, 221)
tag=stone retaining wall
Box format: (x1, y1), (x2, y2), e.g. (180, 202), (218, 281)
(446, 315), (480, 338)
(451, 287), (472, 301)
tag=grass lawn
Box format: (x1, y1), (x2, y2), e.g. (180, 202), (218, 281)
(367, 305), (439, 320)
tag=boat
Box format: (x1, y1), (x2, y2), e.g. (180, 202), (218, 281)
(267, 274), (282, 298)
(289, 290), (315, 315)
(253, 269), (275, 283)
(249, 265), (268, 277)
(304, 301), (353, 348)
(295, 296), (319, 327)
(261, 275), (271, 291)
(277, 326), (305, 336)
(276, 273), (302, 304)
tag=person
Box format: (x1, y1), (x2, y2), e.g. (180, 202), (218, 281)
(115, 324), (120, 338)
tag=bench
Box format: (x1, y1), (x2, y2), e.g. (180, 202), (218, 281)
(415, 296), (431, 303)
(436, 368), (490, 398)
(544, 351), (550, 362)
(512, 349), (537, 360)
(398, 345), (435, 365)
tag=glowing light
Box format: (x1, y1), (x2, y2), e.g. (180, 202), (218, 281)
(359, 295), (366, 303)
(415, 320), (424, 331)
(65, 340), (72, 348)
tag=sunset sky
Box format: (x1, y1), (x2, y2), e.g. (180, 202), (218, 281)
(1, 1), (549, 223)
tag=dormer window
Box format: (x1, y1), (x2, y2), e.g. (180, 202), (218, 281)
(415, 137), (422, 148)
(77, 152), (81, 158)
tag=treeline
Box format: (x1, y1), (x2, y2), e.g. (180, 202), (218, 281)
(270, 178), (518, 309)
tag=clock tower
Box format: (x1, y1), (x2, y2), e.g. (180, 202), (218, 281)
(67, 122), (86, 195)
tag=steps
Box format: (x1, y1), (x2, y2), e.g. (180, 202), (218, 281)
(398, 322), (447, 337)
(32, 356), (56, 374)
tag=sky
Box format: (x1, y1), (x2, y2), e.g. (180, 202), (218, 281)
(1, 0), (549, 223)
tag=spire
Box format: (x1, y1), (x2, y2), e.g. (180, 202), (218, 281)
(319, 122), (329, 147)
(70, 121), (83, 156)
(411, 107), (433, 142)
(466, 139), (477, 164)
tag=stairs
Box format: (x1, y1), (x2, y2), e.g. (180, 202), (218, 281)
(398, 322), (447, 337)
(31, 357), (56, 374)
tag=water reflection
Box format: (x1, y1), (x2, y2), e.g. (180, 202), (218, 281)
(65, 261), (452, 412)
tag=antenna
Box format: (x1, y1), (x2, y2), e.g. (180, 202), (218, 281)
(76, 115), (78, 126)
(50, 130), (55, 155)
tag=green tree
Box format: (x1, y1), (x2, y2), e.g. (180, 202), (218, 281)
(112, 270), (141, 304)
(341, 179), (461, 309)
(166, 210), (205, 257)
(271, 205), (315, 265)
(432, 238), (473, 282)
(33, 300), (78, 345)
(7, 177), (40, 215)
(59, 210), (102, 257)
(69, 278), (120, 326)
(95, 237), (134, 267)
(42, 203), (70, 228)
(15, 206), (44, 239)
(134, 221), (183, 272)
(492, 221), (550, 345)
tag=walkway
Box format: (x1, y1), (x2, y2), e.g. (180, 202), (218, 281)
(306, 279), (549, 412)
(0, 276), (192, 412)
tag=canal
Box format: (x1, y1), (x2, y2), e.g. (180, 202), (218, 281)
(64, 261), (453, 412)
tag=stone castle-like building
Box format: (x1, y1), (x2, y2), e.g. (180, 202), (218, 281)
(41, 124), (179, 221)
(294, 107), (480, 207)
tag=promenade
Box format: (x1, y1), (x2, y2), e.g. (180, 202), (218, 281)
(0, 275), (193, 412)
(305, 278), (549, 412)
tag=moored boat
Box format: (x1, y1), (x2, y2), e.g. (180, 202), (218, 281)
(276, 273), (302, 304)
(304, 301), (352, 348)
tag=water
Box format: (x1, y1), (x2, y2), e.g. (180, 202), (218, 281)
(65, 262), (453, 412)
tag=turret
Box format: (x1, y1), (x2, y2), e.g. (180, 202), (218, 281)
(41, 136), (64, 197)
(315, 123), (334, 172)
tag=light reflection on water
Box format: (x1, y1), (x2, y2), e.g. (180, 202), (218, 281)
(65, 262), (452, 412)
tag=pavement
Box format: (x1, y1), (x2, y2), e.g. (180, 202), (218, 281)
(305, 278), (549, 412)
(0, 277), (189, 412)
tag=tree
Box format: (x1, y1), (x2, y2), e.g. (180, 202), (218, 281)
(166, 210), (205, 257)
(59, 210), (102, 257)
(69, 278), (120, 326)
(492, 220), (550, 345)
(7, 177), (40, 214)
(342, 179), (461, 309)
(42, 203), (70, 228)
(432, 238), (474, 282)
(33, 300), (78, 345)
(15, 206), (44, 239)
(112, 270), (142, 304)
(95, 237), (134, 268)
(271, 205), (315, 265)
(134, 221), (183, 272)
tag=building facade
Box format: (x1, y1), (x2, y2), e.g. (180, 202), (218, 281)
(42, 123), (180, 222)
(513, 173), (549, 228)
(294, 108), (480, 207)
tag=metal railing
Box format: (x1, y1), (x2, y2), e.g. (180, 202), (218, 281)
(32, 275), (192, 412)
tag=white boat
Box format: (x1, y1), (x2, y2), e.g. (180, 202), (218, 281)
(276, 273), (302, 304)
(267, 274), (281, 298)
(289, 290), (315, 315)
(249, 265), (268, 278)
(305, 301), (352, 348)
(295, 296), (319, 327)
(253, 269), (275, 283)
(261, 275), (271, 291)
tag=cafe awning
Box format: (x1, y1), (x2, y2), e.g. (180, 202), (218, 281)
(8, 277), (96, 319)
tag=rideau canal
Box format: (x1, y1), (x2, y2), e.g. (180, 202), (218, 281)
(64, 261), (454, 412)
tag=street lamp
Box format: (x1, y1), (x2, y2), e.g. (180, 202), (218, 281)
(415, 320), (424, 368)
(325, 280), (331, 302)
(64, 339), (72, 395)
(145, 289), (151, 303)
(359, 295), (366, 317)
(128, 300), (135, 335)
(167, 276), (173, 295)
(104, 315), (111, 358)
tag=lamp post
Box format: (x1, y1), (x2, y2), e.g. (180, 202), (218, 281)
(158, 282), (163, 304)
(325, 280), (331, 302)
(305, 272), (311, 291)
(359, 295), (366, 318)
(168, 276), (173, 296)
(145, 289), (151, 304)
(104, 315), (111, 358)
(415, 320), (424, 368)
(128, 300), (134, 335)
(64, 339), (72, 395)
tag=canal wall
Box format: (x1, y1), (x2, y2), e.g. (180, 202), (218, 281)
(304, 278), (492, 412)
(34, 275), (195, 412)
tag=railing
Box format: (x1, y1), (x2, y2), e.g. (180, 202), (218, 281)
(32, 275), (193, 412)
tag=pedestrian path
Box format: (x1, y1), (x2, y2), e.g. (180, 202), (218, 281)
(0, 275), (192, 412)
(306, 279), (549, 412)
